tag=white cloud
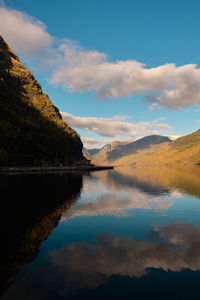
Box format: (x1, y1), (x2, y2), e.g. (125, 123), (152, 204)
(2, 5), (200, 110)
(61, 112), (172, 141)
(52, 42), (200, 110)
(82, 137), (135, 148)
(81, 137), (112, 148)
(0, 6), (53, 58)
(148, 103), (161, 111)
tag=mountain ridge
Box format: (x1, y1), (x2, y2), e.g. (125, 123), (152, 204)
(84, 130), (200, 166)
(87, 135), (171, 165)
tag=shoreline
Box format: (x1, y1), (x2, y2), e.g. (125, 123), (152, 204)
(0, 165), (114, 175)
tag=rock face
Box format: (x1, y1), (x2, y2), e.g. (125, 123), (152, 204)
(0, 35), (83, 166)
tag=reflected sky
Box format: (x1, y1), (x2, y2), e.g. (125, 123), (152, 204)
(2, 167), (200, 300)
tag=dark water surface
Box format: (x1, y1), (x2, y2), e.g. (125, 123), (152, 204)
(1, 166), (200, 299)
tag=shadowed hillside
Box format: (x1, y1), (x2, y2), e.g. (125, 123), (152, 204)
(0, 35), (83, 166)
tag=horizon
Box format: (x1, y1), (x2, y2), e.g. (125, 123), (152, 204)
(1, 0), (200, 148)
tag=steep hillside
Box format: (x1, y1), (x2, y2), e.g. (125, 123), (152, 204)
(113, 142), (169, 166)
(135, 130), (200, 166)
(0, 35), (83, 166)
(91, 135), (171, 165)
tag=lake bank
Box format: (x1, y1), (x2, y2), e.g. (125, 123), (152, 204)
(0, 165), (114, 175)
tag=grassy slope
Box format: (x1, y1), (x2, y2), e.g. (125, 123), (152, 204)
(113, 130), (200, 166)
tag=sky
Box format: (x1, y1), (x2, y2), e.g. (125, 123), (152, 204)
(1, 0), (200, 148)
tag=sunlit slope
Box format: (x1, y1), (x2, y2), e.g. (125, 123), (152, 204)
(0, 35), (83, 165)
(112, 130), (200, 166)
(91, 135), (171, 166)
(112, 143), (168, 166)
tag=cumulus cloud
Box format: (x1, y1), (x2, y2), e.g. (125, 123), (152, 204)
(61, 112), (171, 140)
(52, 42), (200, 110)
(2, 5), (200, 110)
(0, 6), (53, 58)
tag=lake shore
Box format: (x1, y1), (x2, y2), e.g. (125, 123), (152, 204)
(0, 165), (114, 175)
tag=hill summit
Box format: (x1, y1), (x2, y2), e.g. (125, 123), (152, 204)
(0, 35), (83, 166)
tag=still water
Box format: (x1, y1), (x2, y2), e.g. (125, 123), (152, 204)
(1, 166), (200, 299)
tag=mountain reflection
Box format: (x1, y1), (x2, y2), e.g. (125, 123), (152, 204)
(111, 166), (200, 198)
(63, 166), (197, 221)
(0, 173), (83, 296)
(3, 222), (200, 299)
(2, 166), (200, 299)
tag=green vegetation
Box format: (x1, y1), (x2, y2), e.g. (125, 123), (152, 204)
(0, 36), (83, 166)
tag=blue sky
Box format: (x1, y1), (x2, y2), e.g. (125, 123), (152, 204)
(1, 0), (200, 148)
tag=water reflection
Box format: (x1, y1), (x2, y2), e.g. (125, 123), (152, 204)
(62, 166), (192, 220)
(0, 173), (83, 296)
(1, 166), (200, 299)
(2, 222), (200, 299)
(112, 166), (200, 197)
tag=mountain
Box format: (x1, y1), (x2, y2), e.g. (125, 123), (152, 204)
(87, 148), (100, 156)
(135, 129), (200, 166)
(82, 147), (92, 160)
(0, 35), (83, 166)
(108, 130), (200, 166)
(90, 135), (171, 165)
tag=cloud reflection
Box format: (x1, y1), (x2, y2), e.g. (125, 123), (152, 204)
(50, 222), (200, 280)
(3, 222), (200, 300)
(61, 173), (175, 221)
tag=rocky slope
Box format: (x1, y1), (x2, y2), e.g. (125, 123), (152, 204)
(0, 35), (83, 166)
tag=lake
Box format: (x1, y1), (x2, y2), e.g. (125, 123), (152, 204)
(1, 166), (200, 299)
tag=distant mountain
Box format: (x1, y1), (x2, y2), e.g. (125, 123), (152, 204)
(82, 147), (92, 160)
(90, 135), (171, 165)
(113, 130), (200, 166)
(87, 148), (100, 156)
(0, 35), (83, 166)
(82, 147), (101, 160)
(135, 129), (200, 166)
